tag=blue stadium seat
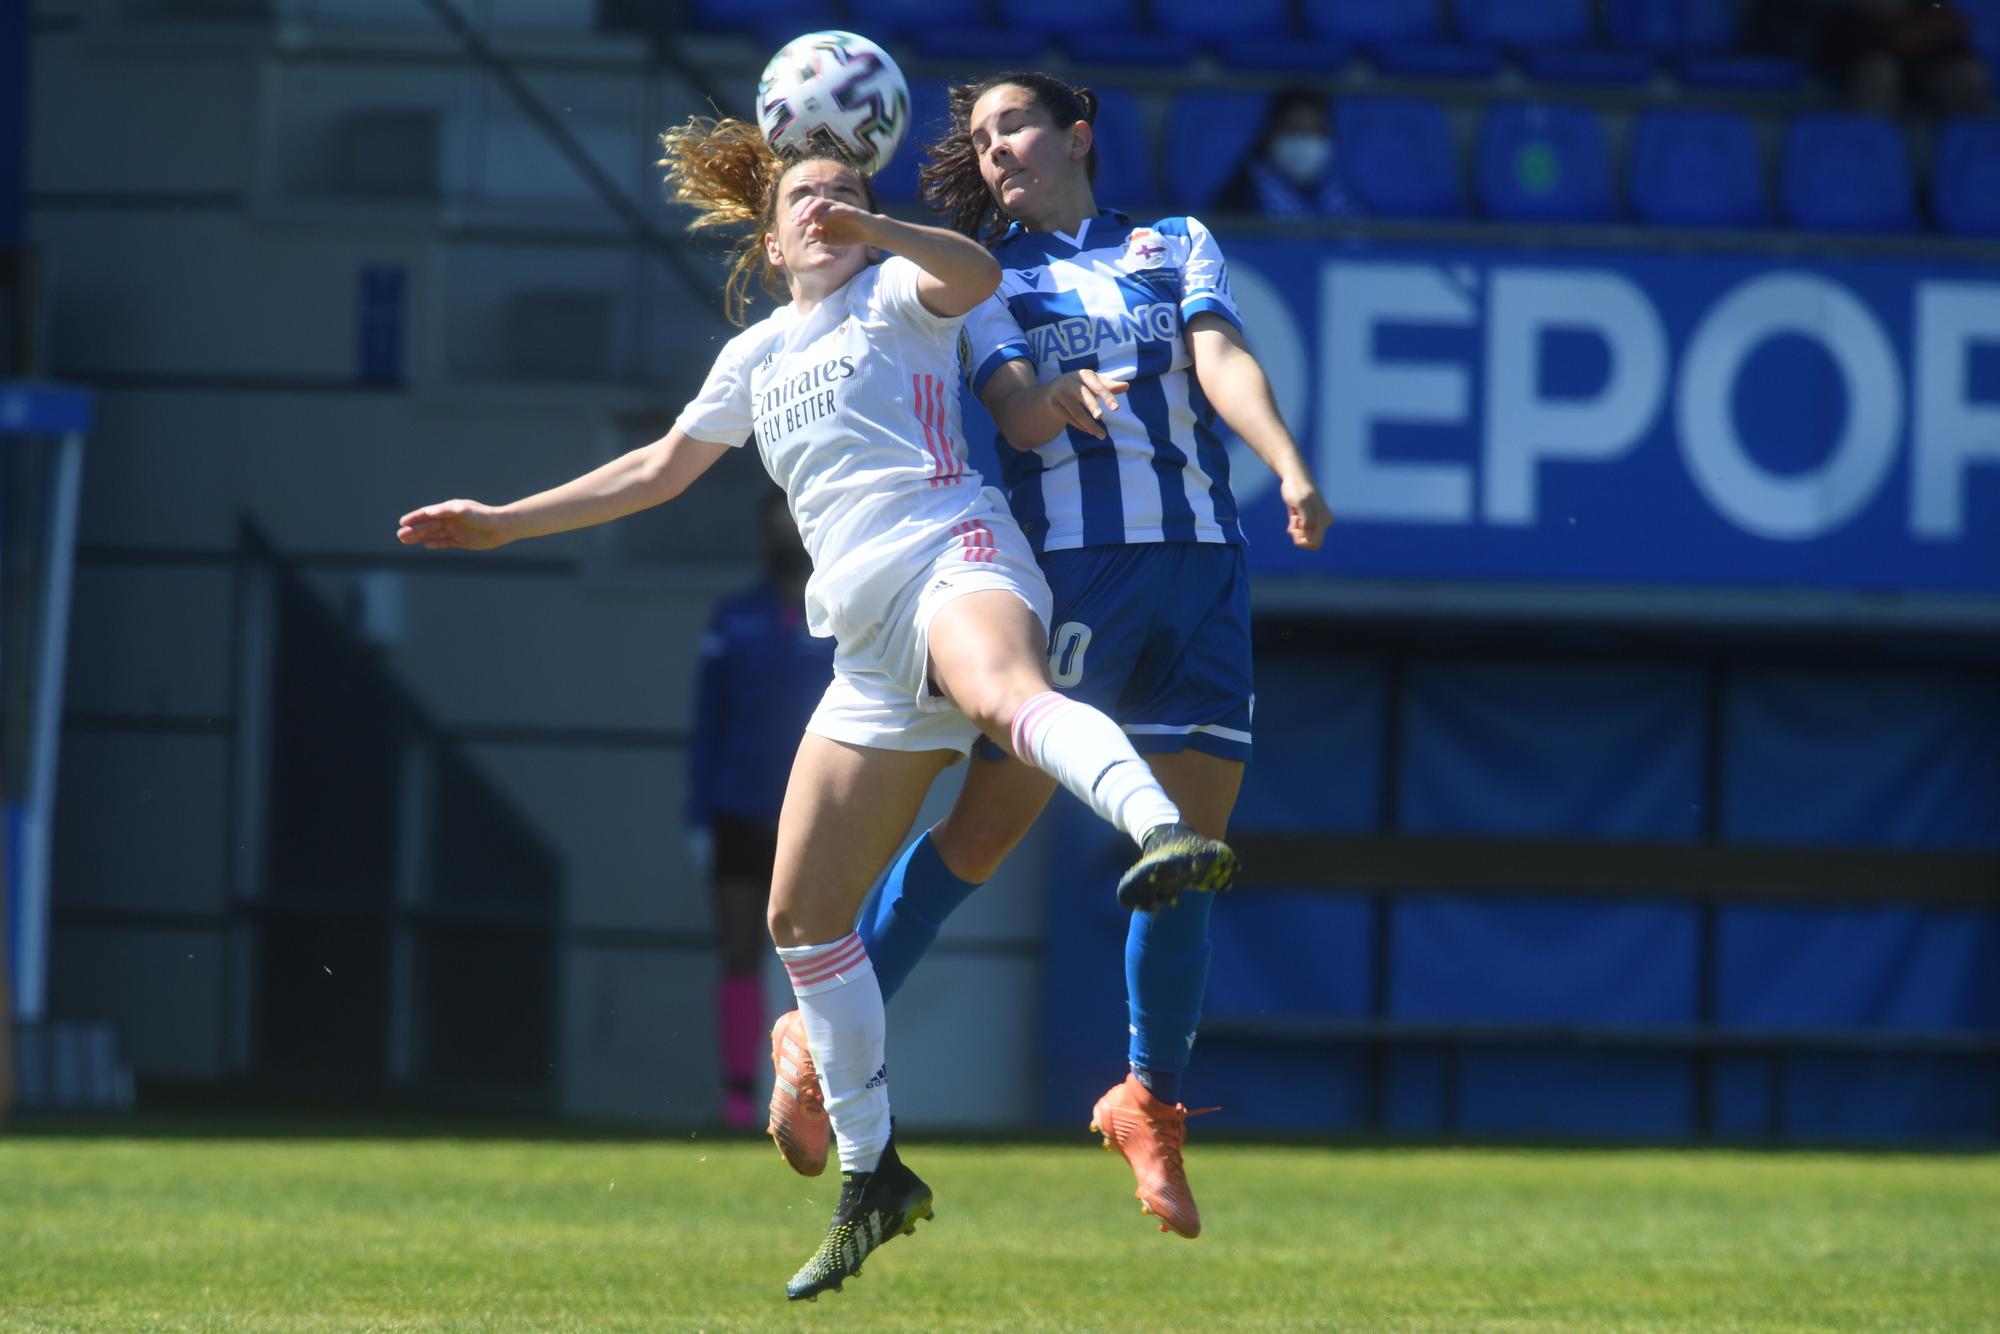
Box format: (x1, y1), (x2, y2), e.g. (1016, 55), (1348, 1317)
(1373, 42), (1503, 77)
(1336, 97), (1464, 219)
(1000, 0), (1139, 38)
(1454, 0), (1593, 51)
(1476, 103), (1615, 222)
(1301, 0), (1440, 45)
(844, 0), (986, 38)
(1781, 114), (1916, 232)
(1164, 92), (1272, 210)
(688, 0), (836, 35)
(1302, 0), (1496, 77)
(871, 80), (952, 204)
(1086, 88), (1157, 211)
(912, 27), (1048, 62)
(1220, 35), (1352, 74)
(1605, 0), (1738, 52)
(1627, 109), (1769, 227)
(1081, 34), (1200, 66)
(1957, 0), (2000, 61)
(1152, 0), (1290, 41)
(1931, 118), (2000, 236)
(1678, 55), (1804, 90)
(1525, 49), (1655, 85)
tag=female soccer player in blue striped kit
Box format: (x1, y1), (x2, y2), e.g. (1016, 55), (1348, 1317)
(767, 73), (1332, 1240)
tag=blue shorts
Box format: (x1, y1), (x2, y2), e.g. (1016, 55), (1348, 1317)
(979, 542), (1253, 763)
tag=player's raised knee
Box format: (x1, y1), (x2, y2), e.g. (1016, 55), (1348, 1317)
(947, 674), (1043, 747)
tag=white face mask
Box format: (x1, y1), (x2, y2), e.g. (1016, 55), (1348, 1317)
(1269, 132), (1333, 188)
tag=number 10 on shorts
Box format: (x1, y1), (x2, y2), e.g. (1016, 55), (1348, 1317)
(1049, 621), (1092, 688)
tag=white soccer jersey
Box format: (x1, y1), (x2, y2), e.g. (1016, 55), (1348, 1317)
(677, 255), (1021, 645)
(962, 210), (1248, 554)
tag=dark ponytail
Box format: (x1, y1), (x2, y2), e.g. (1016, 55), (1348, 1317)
(918, 71), (1098, 244)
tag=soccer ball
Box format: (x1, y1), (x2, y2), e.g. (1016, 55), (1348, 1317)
(755, 30), (910, 177)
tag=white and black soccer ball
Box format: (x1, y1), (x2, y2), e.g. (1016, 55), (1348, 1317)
(755, 30), (910, 177)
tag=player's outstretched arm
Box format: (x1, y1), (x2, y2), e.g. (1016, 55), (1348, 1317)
(1186, 314), (1332, 551)
(979, 360), (1130, 451)
(793, 197), (1000, 317)
(396, 428), (733, 550)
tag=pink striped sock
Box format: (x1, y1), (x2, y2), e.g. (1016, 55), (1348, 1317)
(1009, 690), (1181, 844)
(776, 933), (889, 1172)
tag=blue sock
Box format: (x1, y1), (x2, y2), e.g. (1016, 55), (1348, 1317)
(1132, 1064), (1182, 1105)
(1126, 888), (1215, 1106)
(855, 830), (983, 1003)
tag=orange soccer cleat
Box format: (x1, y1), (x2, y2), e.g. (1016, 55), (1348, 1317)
(1088, 1072), (1216, 1239)
(767, 1009), (830, 1177)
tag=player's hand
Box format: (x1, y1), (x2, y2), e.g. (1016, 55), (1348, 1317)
(793, 196), (879, 248)
(396, 500), (513, 551)
(1280, 475), (1333, 550)
(1044, 369), (1129, 439)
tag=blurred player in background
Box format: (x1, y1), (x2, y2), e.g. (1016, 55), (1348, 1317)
(397, 121), (1237, 1300)
(687, 488), (833, 1129)
(767, 70), (1333, 1242)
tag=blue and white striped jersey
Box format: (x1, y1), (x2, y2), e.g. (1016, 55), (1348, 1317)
(962, 210), (1247, 554)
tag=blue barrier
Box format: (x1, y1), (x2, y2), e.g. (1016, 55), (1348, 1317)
(0, 383), (89, 1025)
(1207, 242), (2000, 594)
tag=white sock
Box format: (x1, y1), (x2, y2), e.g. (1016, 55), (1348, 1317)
(1010, 691), (1181, 846)
(777, 932), (890, 1174)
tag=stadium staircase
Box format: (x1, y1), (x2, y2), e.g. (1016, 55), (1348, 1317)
(26, 0), (774, 1121)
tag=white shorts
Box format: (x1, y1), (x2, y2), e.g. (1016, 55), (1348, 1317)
(806, 512), (1053, 755)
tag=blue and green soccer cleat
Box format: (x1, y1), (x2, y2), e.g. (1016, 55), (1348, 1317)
(785, 1137), (935, 1302)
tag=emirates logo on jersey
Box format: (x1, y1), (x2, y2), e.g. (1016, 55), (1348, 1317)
(1124, 227), (1167, 268)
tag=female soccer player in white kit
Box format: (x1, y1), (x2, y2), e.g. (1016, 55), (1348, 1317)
(396, 120), (1237, 1302)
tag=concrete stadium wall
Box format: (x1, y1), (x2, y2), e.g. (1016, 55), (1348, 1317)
(27, 5), (1052, 1127)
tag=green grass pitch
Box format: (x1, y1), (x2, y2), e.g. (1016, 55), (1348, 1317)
(4, 1130), (1998, 1331)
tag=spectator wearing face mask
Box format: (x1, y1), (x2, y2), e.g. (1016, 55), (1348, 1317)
(1215, 88), (1360, 218)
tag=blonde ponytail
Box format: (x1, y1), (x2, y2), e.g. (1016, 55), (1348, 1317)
(660, 118), (882, 325)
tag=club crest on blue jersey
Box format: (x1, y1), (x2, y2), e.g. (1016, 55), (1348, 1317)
(1123, 227), (1167, 268)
